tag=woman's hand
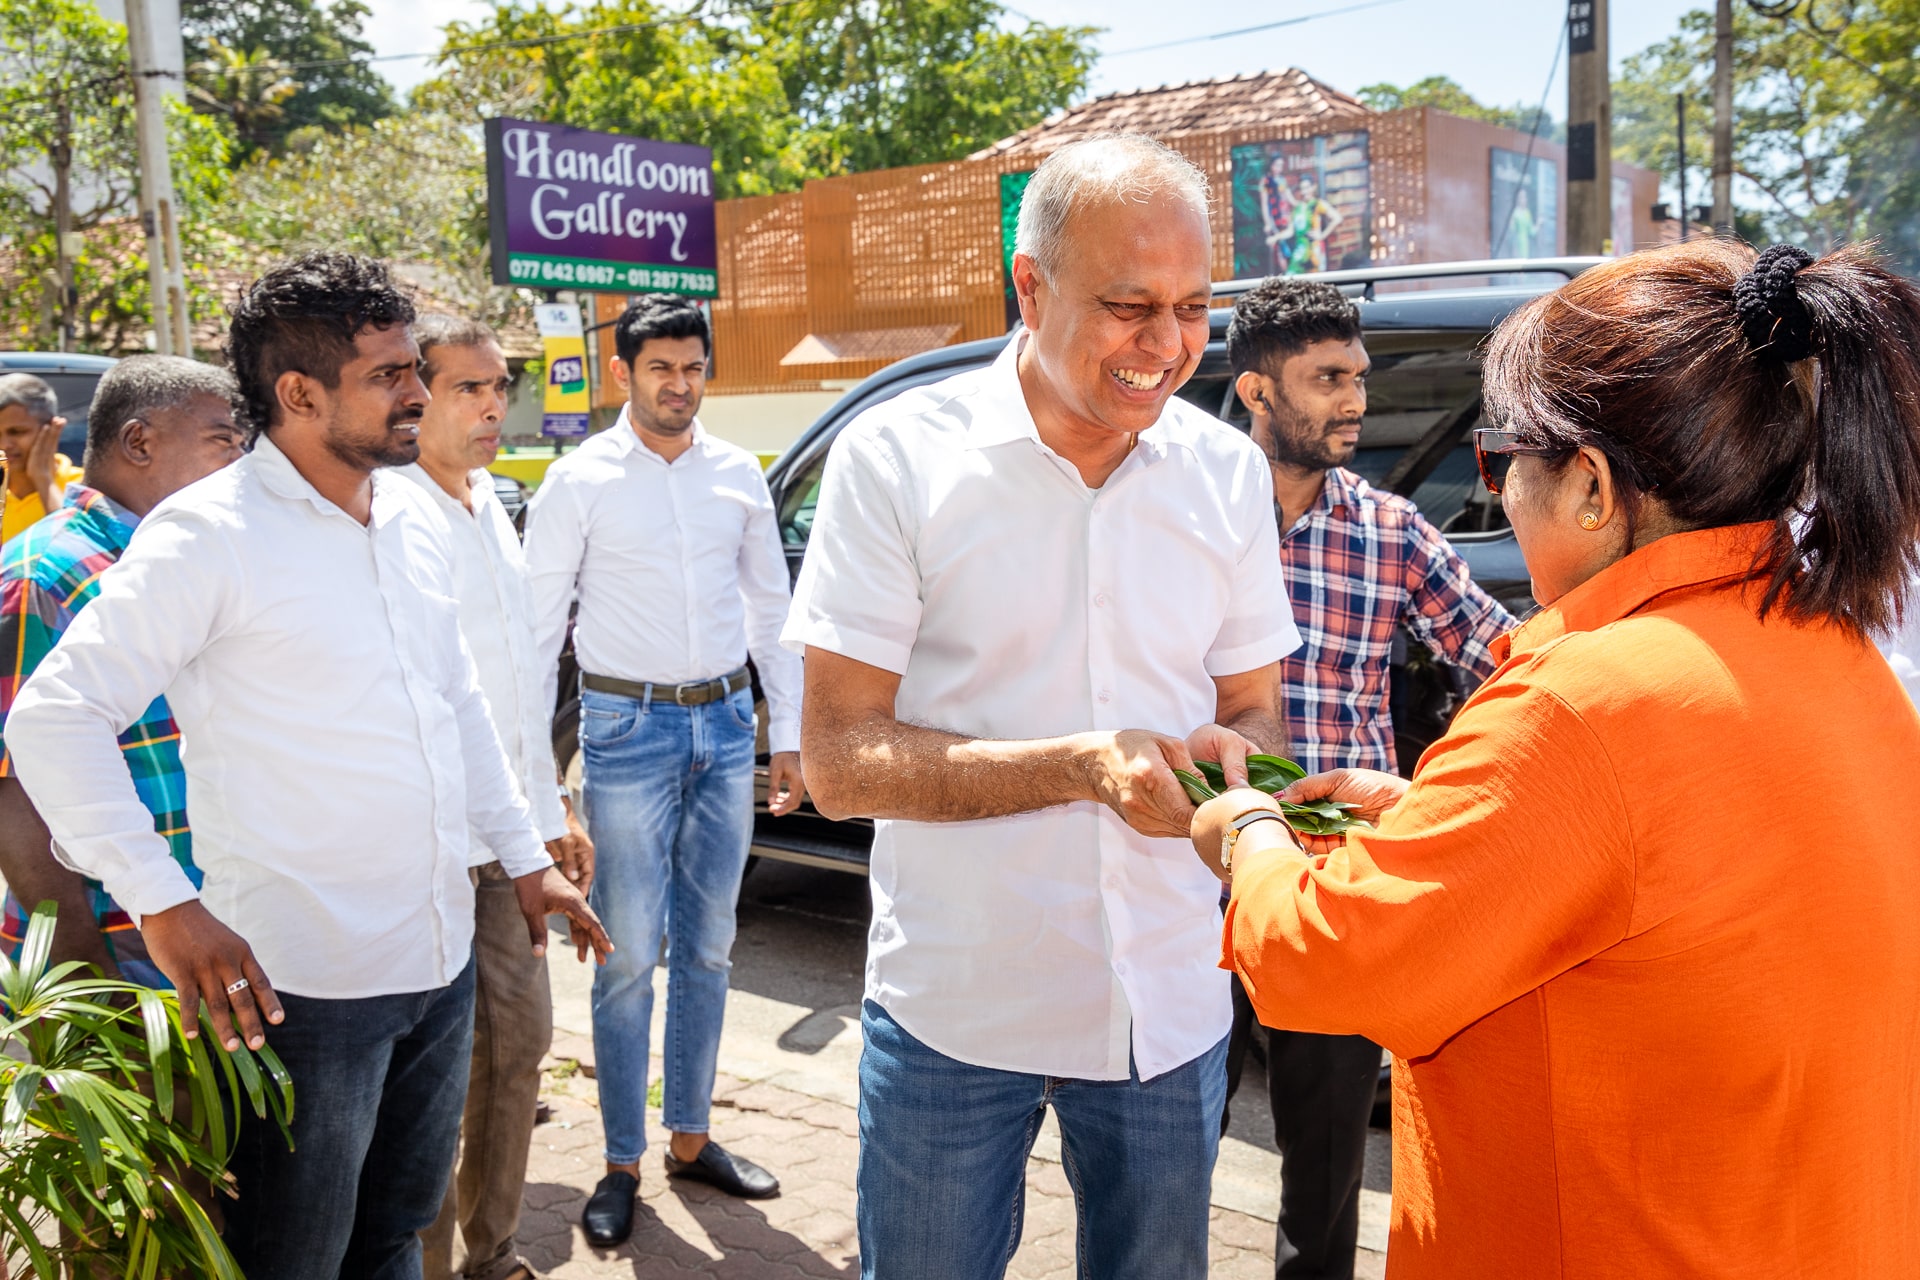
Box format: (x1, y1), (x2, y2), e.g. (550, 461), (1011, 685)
(1280, 768), (1409, 854)
(1190, 787), (1295, 882)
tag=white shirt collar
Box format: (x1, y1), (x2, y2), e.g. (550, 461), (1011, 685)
(973, 332), (1190, 465)
(610, 405), (710, 464)
(250, 431), (412, 528)
(393, 461), (490, 515)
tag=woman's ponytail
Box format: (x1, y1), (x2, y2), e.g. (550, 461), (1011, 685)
(1773, 246), (1920, 637)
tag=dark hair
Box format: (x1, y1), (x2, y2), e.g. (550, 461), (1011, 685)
(1482, 239), (1920, 638)
(86, 356), (236, 461)
(413, 313), (500, 388)
(1226, 279), (1363, 380)
(225, 252), (416, 433)
(613, 294), (710, 365)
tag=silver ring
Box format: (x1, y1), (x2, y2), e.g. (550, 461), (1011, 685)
(226, 978), (250, 995)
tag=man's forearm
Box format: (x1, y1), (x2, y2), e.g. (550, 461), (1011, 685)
(1225, 706), (1287, 757)
(0, 778), (114, 973)
(804, 713), (1098, 823)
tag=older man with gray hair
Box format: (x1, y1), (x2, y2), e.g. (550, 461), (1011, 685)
(0, 355), (243, 982)
(785, 134), (1298, 1277)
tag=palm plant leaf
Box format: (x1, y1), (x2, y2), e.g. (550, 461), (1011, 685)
(1, 901), (295, 1280)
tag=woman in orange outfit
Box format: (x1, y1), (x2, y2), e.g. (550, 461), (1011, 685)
(1196, 240), (1920, 1279)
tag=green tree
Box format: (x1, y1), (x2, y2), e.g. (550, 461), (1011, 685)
(744, 0), (1099, 175)
(182, 0), (393, 156)
(187, 40), (301, 156)
(225, 111), (523, 326)
(1612, 2), (1920, 265)
(0, 0), (238, 352)
(1357, 75), (1562, 141)
(419, 0), (1099, 196)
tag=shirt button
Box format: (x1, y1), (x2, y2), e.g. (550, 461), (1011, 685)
(1094, 593), (1109, 607)
(1104, 874), (1120, 890)
(1114, 961), (1129, 976)
(1097, 691), (1112, 704)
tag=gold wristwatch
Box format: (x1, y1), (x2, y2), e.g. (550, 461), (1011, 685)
(1221, 808), (1288, 875)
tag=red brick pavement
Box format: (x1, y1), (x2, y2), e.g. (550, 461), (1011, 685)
(507, 1031), (1384, 1279)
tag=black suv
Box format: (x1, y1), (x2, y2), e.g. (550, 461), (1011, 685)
(550, 259), (1600, 873)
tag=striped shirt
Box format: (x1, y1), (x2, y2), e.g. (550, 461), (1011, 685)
(0, 485), (197, 974)
(1280, 466), (1514, 775)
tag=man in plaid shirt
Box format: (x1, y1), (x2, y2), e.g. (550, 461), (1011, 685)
(0, 356), (244, 985)
(1223, 279), (1513, 1279)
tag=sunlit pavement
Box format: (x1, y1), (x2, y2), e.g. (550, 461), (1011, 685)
(499, 861), (1388, 1279)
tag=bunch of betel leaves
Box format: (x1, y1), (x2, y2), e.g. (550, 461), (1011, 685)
(1175, 754), (1371, 837)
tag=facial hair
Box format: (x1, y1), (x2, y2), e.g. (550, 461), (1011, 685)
(630, 390), (697, 438)
(1259, 394), (1361, 473)
(325, 404), (423, 471)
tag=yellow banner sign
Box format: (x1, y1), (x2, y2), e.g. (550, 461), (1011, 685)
(535, 303), (590, 438)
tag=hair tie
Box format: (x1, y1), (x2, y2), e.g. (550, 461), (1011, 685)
(1732, 244), (1817, 362)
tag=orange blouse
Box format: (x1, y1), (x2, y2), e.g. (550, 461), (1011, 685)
(1225, 523), (1920, 1278)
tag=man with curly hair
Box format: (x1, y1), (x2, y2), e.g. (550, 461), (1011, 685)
(1223, 278), (1514, 1279)
(7, 252), (611, 1280)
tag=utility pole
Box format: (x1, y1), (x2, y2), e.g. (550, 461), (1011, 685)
(1566, 0), (1613, 255)
(1676, 93), (1689, 242)
(52, 91), (75, 352)
(1711, 0), (1735, 235)
(125, 0), (193, 356)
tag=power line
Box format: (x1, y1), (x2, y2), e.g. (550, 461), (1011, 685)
(1101, 0), (1417, 57)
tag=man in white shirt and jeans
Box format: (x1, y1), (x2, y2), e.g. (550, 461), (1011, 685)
(397, 314), (596, 1280)
(6, 253), (610, 1280)
(524, 295), (805, 1246)
(785, 135), (1297, 1278)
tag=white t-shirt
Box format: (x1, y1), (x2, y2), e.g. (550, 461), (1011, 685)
(782, 337), (1300, 1080)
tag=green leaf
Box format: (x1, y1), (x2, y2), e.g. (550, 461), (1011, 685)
(1175, 770), (1217, 805)
(1193, 760), (1228, 792)
(1245, 754), (1308, 788)
(138, 989), (174, 1123)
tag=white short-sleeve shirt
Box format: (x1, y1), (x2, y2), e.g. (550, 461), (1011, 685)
(782, 336), (1300, 1080)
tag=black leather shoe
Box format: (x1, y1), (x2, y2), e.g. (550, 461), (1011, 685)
(582, 1170), (638, 1247)
(664, 1141), (780, 1199)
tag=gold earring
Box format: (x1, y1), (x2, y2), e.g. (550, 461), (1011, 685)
(1579, 512), (1600, 530)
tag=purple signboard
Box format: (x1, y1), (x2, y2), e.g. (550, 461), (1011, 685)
(485, 117), (717, 297)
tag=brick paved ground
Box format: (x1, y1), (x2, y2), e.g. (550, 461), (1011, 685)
(504, 1030), (1386, 1279)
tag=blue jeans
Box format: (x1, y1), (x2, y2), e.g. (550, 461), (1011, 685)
(580, 683), (756, 1164)
(223, 956), (476, 1280)
(857, 1000), (1226, 1280)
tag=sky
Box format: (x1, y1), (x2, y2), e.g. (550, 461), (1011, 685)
(360, 0), (1708, 111)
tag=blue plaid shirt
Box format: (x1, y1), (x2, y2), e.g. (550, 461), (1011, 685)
(1279, 467), (1515, 775)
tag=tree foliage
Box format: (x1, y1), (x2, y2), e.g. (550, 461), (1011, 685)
(1357, 75), (1563, 141)
(227, 111), (519, 325)
(423, 0), (1099, 197)
(0, 0), (237, 352)
(1613, 1), (1920, 266)
(181, 0), (394, 157)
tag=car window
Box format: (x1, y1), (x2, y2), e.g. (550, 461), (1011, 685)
(778, 451), (828, 549)
(1342, 331), (1505, 533)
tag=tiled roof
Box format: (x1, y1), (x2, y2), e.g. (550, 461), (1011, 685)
(970, 68), (1372, 160)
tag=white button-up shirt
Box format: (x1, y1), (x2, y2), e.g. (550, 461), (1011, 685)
(5, 435), (550, 999)
(395, 464), (569, 850)
(523, 411), (803, 754)
(782, 337), (1300, 1080)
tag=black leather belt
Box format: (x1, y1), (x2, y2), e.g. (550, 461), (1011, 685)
(580, 667), (750, 706)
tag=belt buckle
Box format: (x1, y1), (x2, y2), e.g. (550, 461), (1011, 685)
(674, 682), (701, 706)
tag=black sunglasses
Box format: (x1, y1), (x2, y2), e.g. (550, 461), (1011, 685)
(1472, 427), (1567, 496)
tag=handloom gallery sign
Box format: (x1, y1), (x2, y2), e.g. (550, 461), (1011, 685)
(484, 117), (718, 297)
